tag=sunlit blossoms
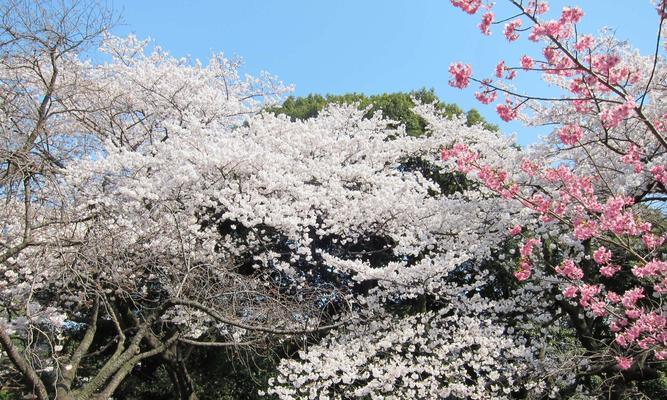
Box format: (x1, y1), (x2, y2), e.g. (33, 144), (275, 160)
(1, 0), (666, 399)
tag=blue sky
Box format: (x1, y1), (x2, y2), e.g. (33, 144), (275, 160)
(111, 0), (659, 146)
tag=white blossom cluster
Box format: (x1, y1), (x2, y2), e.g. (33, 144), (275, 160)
(1, 31), (591, 398)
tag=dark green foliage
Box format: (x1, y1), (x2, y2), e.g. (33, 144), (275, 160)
(268, 88), (497, 135)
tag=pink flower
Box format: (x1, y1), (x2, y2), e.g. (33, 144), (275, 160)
(496, 102), (517, 122)
(651, 165), (667, 185)
(450, 0), (482, 15)
(475, 88), (498, 104)
(559, 7), (584, 24)
(508, 224), (522, 236)
(655, 279), (667, 294)
(479, 12), (494, 35)
(529, 20), (571, 41)
(600, 264), (621, 278)
(574, 219), (598, 240)
(556, 124), (583, 145)
(592, 54), (621, 75)
(562, 285), (578, 298)
(449, 63), (473, 89)
(520, 55), (534, 70)
(610, 317), (627, 332)
(441, 148), (452, 161)
(446, 143), (480, 173)
(600, 196), (648, 236)
(495, 60), (505, 78)
(593, 246), (612, 264)
(555, 259), (584, 280)
(514, 269), (531, 281)
(615, 356), (633, 370)
(600, 99), (636, 129)
(621, 144), (643, 173)
(504, 19), (522, 41)
(573, 99), (593, 112)
(621, 287), (645, 308)
(643, 234), (665, 250)
(519, 238), (541, 258)
(500, 184), (518, 199)
(632, 259), (667, 279)
(625, 308), (642, 319)
(606, 291), (621, 303)
(477, 165), (508, 191)
(528, 193), (551, 214)
(520, 159), (539, 176)
(514, 259), (532, 281)
(578, 284), (601, 307)
(528, 1), (549, 15)
(574, 35), (595, 52)
(590, 300), (607, 317)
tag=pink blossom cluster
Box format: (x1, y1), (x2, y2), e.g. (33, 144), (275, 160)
(615, 356), (633, 370)
(651, 165), (667, 185)
(600, 196), (651, 236)
(542, 165), (600, 213)
(632, 259), (667, 280)
(450, 0), (482, 15)
(632, 259), (667, 294)
(474, 84), (497, 104)
(529, 20), (574, 42)
(643, 234), (666, 250)
(448, 63), (473, 89)
(564, 283), (666, 366)
(544, 47), (577, 76)
(514, 238), (541, 281)
(574, 35), (595, 52)
(520, 238), (541, 258)
(520, 55), (534, 70)
(573, 219), (598, 240)
(592, 246), (621, 277)
(556, 124), (583, 145)
(520, 158), (540, 176)
(613, 309), (667, 364)
(527, 1), (549, 15)
(441, 143), (479, 173)
(447, 0), (667, 376)
(503, 19), (522, 41)
(515, 259), (532, 281)
(496, 100), (517, 122)
(621, 145), (643, 173)
(440, 142), (666, 361)
(477, 165), (508, 192)
(555, 259), (583, 280)
(559, 7), (584, 25)
(478, 12), (493, 35)
(600, 99), (636, 129)
(495, 60), (505, 78)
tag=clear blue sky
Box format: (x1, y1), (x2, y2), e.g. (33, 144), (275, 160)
(110, 0), (658, 146)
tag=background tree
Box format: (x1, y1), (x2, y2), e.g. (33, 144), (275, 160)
(269, 88), (497, 135)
